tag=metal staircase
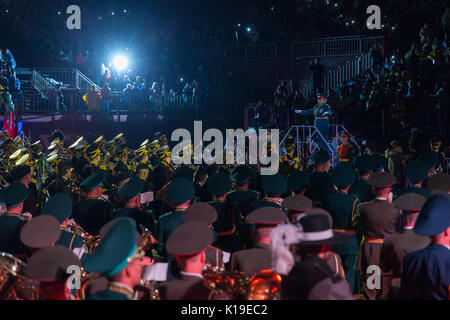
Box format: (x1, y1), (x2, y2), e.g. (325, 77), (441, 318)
(279, 124), (361, 167)
(15, 68), (57, 113)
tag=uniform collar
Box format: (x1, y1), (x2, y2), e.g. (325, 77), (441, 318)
(256, 242), (270, 249)
(429, 243), (450, 251)
(108, 282), (134, 300)
(180, 271), (204, 280)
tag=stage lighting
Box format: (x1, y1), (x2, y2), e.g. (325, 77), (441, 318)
(180, 78), (184, 82)
(113, 55), (129, 72)
(246, 27), (252, 32)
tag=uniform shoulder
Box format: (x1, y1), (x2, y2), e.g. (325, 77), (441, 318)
(358, 199), (375, 207)
(158, 211), (174, 220)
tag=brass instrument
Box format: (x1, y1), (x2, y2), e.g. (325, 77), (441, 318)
(76, 270), (104, 300)
(98, 151), (112, 171)
(4, 212), (32, 222)
(247, 270), (282, 300)
(0, 252), (39, 300)
(202, 267), (282, 300)
(138, 226), (158, 252)
(134, 280), (161, 300)
(60, 221), (101, 254)
(202, 266), (250, 300)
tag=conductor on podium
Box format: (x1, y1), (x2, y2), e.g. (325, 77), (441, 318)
(295, 93), (332, 150)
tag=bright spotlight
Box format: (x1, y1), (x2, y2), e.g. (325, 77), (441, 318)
(246, 27), (252, 32)
(113, 55), (128, 71)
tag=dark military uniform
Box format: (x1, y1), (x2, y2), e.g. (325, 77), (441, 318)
(249, 198), (281, 211)
(400, 194), (450, 300)
(353, 198), (401, 300)
(0, 214), (28, 256)
(84, 217), (142, 300)
(229, 207), (285, 275)
(380, 228), (430, 298)
(349, 178), (375, 203)
(156, 209), (185, 259)
(0, 183), (31, 257)
(56, 230), (85, 251)
(161, 221), (218, 300)
(209, 200), (244, 253)
(159, 273), (215, 300)
(230, 243), (272, 275)
(71, 199), (114, 236)
(295, 96), (332, 150)
(152, 160), (175, 194)
(397, 187), (432, 199)
(322, 192), (360, 293)
(22, 182), (38, 217)
(309, 171), (334, 205)
(47, 177), (74, 200)
(283, 211), (353, 300)
(88, 283), (134, 300)
(401, 244), (450, 300)
(227, 188), (260, 216)
(282, 255), (353, 300)
(115, 207), (156, 235)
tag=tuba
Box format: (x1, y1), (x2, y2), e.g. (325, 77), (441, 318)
(0, 252), (40, 300)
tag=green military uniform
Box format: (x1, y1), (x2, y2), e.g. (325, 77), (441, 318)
(309, 151), (334, 206)
(114, 178), (156, 234)
(286, 171), (311, 196)
(230, 207), (286, 275)
(84, 218), (140, 300)
(182, 202), (223, 269)
(156, 178), (194, 260)
(0, 183), (30, 257)
(206, 171), (244, 253)
(226, 165), (260, 217)
(160, 221), (217, 300)
(322, 164), (360, 294)
(379, 193), (431, 299)
(249, 172), (287, 211)
(398, 159), (432, 198)
(41, 193), (84, 252)
(353, 172), (402, 300)
(71, 171), (114, 235)
(281, 194), (313, 223)
(349, 155), (376, 203)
